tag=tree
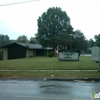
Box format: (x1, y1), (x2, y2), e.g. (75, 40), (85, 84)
(30, 37), (38, 44)
(94, 34), (100, 46)
(73, 30), (88, 51)
(16, 35), (28, 43)
(56, 32), (74, 50)
(35, 7), (73, 50)
(0, 34), (10, 47)
(88, 38), (95, 47)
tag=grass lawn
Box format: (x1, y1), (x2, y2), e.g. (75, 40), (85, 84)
(0, 56), (98, 70)
(0, 71), (100, 79)
(0, 56), (100, 78)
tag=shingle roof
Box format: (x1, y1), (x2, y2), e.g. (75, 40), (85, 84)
(17, 42), (43, 49)
(29, 44), (43, 49)
(0, 42), (52, 50)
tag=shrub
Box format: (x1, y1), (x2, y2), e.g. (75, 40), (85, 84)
(48, 51), (55, 58)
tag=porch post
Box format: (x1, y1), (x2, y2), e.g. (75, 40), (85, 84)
(26, 49), (29, 57)
(3, 48), (8, 60)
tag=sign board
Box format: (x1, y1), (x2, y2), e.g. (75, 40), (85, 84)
(92, 46), (100, 71)
(92, 46), (100, 62)
(58, 52), (79, 61)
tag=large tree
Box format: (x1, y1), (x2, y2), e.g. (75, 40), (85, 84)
(36, 7), (73, 50)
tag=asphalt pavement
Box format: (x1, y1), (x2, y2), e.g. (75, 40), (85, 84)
(0, 79), (100, 100)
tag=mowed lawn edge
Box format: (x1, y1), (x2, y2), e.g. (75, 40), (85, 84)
(0, 71), (100, 78)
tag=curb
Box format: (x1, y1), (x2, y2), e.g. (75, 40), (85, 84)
(47, 78), (100, 81)
(0, 77), (100, 82)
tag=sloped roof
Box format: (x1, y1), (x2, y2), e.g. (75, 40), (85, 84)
(29, 44), (43, 49)
(17, 42), (43, 49)
(0, 42), (52, 50)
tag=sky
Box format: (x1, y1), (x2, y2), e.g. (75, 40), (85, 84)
(0, 0), (100, 40)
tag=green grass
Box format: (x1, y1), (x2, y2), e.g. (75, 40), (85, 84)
(0, 71), (100, 78)
(0, 56), (98, 70)
(0, 56), (100, 78)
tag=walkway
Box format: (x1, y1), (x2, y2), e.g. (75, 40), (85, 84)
(0, 70), (98, 72)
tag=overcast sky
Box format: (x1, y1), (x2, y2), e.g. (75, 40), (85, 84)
(0, 0), (100, 40)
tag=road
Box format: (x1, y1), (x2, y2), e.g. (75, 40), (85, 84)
(0, 79), (100, 100)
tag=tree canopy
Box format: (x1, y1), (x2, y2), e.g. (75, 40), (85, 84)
(88, 38), (95, 47)
(0, 34), (10, 47)
(36, 7), (73, 49)
(94, 34), (100, 47)
(16, 35), (28, 43)
(30, 37), (38, 44)
(73, 30), (88, 51)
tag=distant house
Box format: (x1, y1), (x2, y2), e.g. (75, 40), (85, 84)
(0, 42), (52, 60)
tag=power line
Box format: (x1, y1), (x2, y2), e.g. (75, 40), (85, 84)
(0, 0), (39, 7)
